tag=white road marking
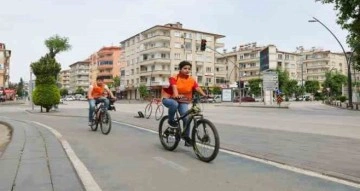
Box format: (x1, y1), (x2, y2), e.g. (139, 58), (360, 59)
(113, 120), (360, 189)
(153, 156), (189, 173)
(32, 121), (102, 191)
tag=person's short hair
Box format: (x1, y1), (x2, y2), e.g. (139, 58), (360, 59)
(179, 61), (192, 69)
(96, 76), (104, 81)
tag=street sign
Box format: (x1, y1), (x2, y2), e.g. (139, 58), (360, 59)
(263, 71), (279, 91)
(276, 95), (283, 104)
(222, 88), (233, 102)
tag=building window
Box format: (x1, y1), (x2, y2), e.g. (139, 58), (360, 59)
(285, 54), (290, 60)
(196, 54), (204, 61)
(161, 53), (167, 58)
(174, 31), (180, 37)
(239, 55), (244, 60)
(185, 42), (192, 51)
(206, 67), (212, 72)
(278, 54), (283, 59)
(174, 53), (181, 60)
(174, 43), (181, 48)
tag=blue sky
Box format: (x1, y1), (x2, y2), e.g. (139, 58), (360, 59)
(0, 0), (349, 82)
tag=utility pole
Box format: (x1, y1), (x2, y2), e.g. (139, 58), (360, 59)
(309, 16), (353, 108)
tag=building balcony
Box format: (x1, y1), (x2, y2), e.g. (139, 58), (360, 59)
(305, 64), (329, 69)
(239, 57), (259, 62)
(97, 71), (113, 77)
(140, 35), (171, 44)
(195, 61), (204, 66)
(140, 46), (171, 54)
(303, 57), (330, 62)
(239, 67), (259, 72)
(215, 42), (225, 48)
(97, 65), (113, 70)
(140, 70), (171, 76)
(140, 58), (171, 66)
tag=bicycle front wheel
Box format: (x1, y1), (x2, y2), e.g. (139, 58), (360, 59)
(144, 103), (152, 119)
(155, 104), (164, 121)
(192, 119), (220, 162)
(100, 111), (112, 135)
(90, 112), (98, 131)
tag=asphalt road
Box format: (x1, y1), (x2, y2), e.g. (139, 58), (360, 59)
(0, 105), (359, 191)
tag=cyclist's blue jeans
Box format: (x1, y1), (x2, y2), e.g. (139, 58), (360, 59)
(162, 98), (190, 136)
(89, 97), (109, 122)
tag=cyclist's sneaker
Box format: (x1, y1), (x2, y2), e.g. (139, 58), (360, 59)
(168, 120), (178, 128)
(88, 121), (93, 126)
(183, 136), (192, 147)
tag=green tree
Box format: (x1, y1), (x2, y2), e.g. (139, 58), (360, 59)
(60, 88), (68, 97)
(45, 35), (71, 59)
(294, 85), (305, 98)
(277, 68), (290, 92)
(211, 86), (222, 95)
(305, 80), (320, 94)
(283, 79), (298, 97)
(138, 84), (149, 99)
(322, 72), (347, 97)
(16, 78), (24, 97)
(113, 76), (120, 87)
(316, 0), (360, 69)
(248, 78), (262, 97)
(75, 87), (85, 95)
(30, 55), (61, 112)
(8, 82), (17, 89)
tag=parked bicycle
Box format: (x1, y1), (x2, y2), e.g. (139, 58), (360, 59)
(144, 97), (164, 120)
(158, 97), (220, 162)
(89, 99), (116, 135)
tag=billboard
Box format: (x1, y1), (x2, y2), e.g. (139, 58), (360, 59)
(260, 47), (269, 71)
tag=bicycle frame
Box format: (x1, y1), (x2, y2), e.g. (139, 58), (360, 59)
(174, 98), (203, 135)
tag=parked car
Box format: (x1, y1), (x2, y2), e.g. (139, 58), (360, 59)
(233, 96), (255, 102)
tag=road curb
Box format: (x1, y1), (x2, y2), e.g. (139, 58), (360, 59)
(31, 121), (102, 191)
(0, 121), (13, 157)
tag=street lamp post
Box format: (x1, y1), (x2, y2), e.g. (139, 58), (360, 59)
(309, 16), (353, 108)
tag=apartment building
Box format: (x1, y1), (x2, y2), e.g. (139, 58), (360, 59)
(217, 43), (301, 86)
(0, 43), (11, 88)
(89, 46), (121, 85)
(59, 69), (70, 89)
(69, 61), (90, 94)
(119, 22), (225, 99)
(300, 49), (347, 83)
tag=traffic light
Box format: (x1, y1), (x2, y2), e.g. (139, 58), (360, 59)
(200, 39), (207, 51)
(236, 81), (244, 88)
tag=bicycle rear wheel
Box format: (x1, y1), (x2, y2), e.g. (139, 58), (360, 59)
(144, 103), (152, 119)
(100, 111), (112, 135)
(192, 119), (220, 162)
(158, 115), (180, 151)
(155, 104), (164, 121)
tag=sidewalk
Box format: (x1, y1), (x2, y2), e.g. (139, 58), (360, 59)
(0, 119), (84, 191)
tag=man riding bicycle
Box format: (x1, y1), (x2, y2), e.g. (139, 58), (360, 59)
(87, 76), (116, 126)
(161, 61), (207, 146)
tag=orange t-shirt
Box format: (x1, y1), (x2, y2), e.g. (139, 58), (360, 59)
(162, 74), (198, 100)
(91, 83), (105, 98)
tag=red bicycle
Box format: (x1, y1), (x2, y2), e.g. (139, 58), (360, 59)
(144, 97), (164, 120)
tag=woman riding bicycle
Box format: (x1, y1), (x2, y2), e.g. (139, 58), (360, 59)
(161, 61), (207, 146)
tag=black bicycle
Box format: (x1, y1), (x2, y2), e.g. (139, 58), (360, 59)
(158, 97), (220, 162)
(90, 99), (115, 135)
